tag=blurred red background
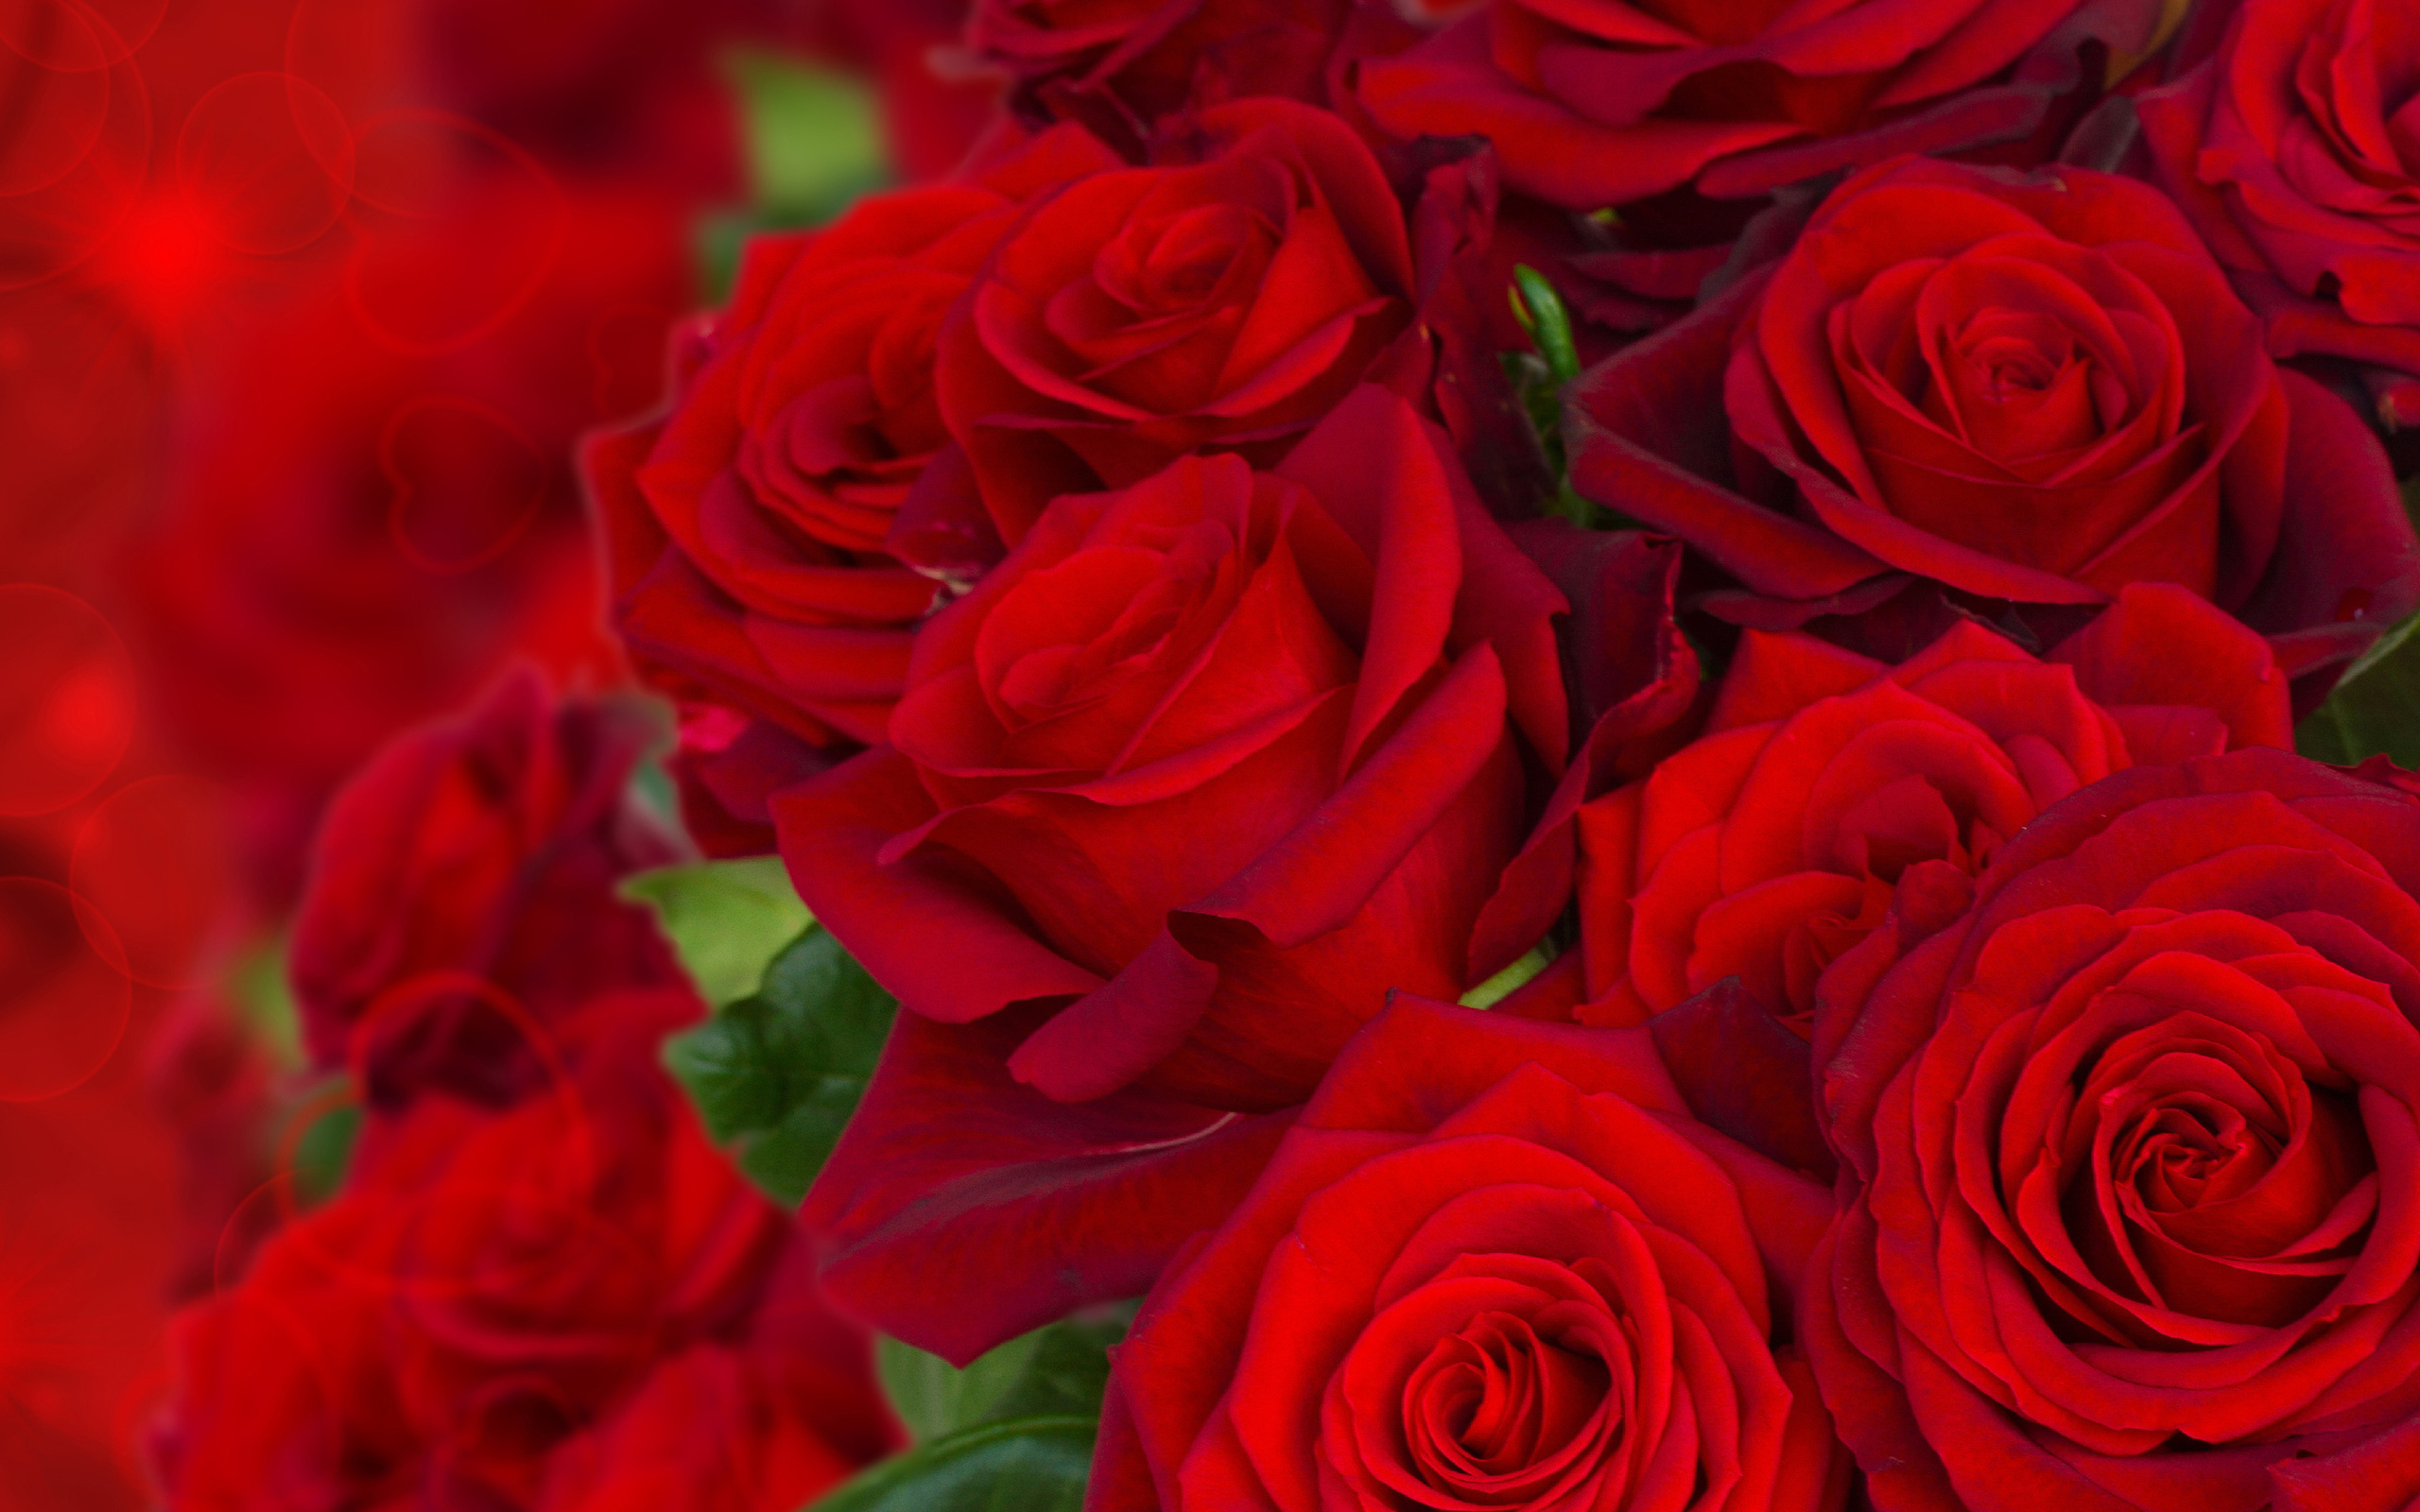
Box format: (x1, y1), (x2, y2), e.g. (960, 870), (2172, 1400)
(0, 1), (989, 1502)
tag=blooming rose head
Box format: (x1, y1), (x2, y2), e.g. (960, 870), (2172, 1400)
(1806, 747), (2420, 1511)
(1091, 996), (1851, 1512)
(2140, 0), (2420, 429)
(776, 387), (1568, 1116)
(1578, 587), (2293, 1035)
(1564, 155), (2420, 690)
(938, 97), (1422, 536)
(289, 671), (687, 1108)
(584, 125), (1125, 750)
(970, 0), (1350, 144)
(1354, 0), (2139, 212)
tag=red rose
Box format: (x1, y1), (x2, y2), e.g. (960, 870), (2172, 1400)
(1564, 156), (2420, 694)
(2139, 0), (2420, 431)
(1806, 747), (2420, 1511)
(1577, 587), (2292, 1036)
(584, 126), (1124, 751)
(535, 1244), (899, 1512)
(970, 0), (1350, 144)
(783, 387), (1569, 1356)
(289, 671), (687, 1107)
(1354, 0), (2145, 212)
(1091, 996), (1853, 1512)
(936, 96), (1424, 536)
(153, 993), (890, 1511)
(781, 387), (1566, 1112)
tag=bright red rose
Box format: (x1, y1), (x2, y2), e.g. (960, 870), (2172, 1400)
(2139, 0), (2420, 431)
(1564, 155), (2420, 696)
(152, 993), (891, 1512)
(289, 672), (687, 1108)
(936, 97), (1425, 536)
(1354, 0), (2149, 212)
(1806, 747), (2420, 1511)
(1091, 996), (1853, 1512)
(1577, 587), (2293, 1037)
(784, 387), (1570, 1358)
(970, 0), (1350, 143)
(583, 125), (1125, 751)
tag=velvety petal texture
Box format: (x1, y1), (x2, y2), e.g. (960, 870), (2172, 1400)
(2140, 0), (2420, 421)
(1355, 0), (2152, 211)
(1576, 587), (2291, 1038)
(1089, 996), (1853, 1512)
(584, 125), (1126, 753)
(780, 387), (1569, 1352)
(1564, 156), (2420, 699)
(1806, 747), (2420, 1511)
(937, 97), (1422, 535)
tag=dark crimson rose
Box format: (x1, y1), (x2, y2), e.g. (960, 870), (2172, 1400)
(583, 126), (1123, 751)
(937, 97), (1424, 536)
(784, 388), (1570, 1358)
(1577, 587), (2292, 1036)
(1564, 155), (2420, 693)
(1090, 996), (1853, 1512)
(1354, 0), (2147, 212)
(152, 993), (894, 1511)
(779, 387), (1566, 1114)
(289, 671), (687, 1107)
(2139, 0), (2420, 431)
(970, 0), (1350, 142)
(1805, 747), (2420, 1511)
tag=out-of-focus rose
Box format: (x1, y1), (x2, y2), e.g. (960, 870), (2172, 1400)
(583, 126), (1123, 752)
(289, 672), (686, 1108)
(1806, 747), (2420, 1511)
(937, 97), (1424, 537)
(1355, 0), (2152, 212)
(1564, 155), (2420, 696)
(1090, 995), (1853, 1512)
(2140, 0), (2420, 431)
(152, 995), (892, 1511)
(970, 0), (1350, 144)
(1577, 587), (2292, 1036)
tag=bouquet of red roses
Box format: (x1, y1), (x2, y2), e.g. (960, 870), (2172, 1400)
(134, 0), (2420, 1508)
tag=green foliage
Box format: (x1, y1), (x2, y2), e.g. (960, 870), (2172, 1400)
(2296, 607), (2420, 770)
(620, 856), (812, 1009)
(698, 51), (890, 301)
(1460, 939), (1559, 1009)
(662, 924), (897, 1205)
(1504, 264), (1607, 528)
(806, 1418), (1097, 1512)
(877, 1305), (1135, 1443)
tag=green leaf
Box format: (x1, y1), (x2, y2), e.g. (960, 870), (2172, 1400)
(620, 857), (811, 1008)
(1460, 939), (1559, 1009)
(2295, 608), (2420, 768)
(806, 1418), (1096, 1512)
(727, 51), (888, 220)
(1511, 265), (1580, 386)
(877, 1305), (1134, 1442)
(663, 924), (897, 1205)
